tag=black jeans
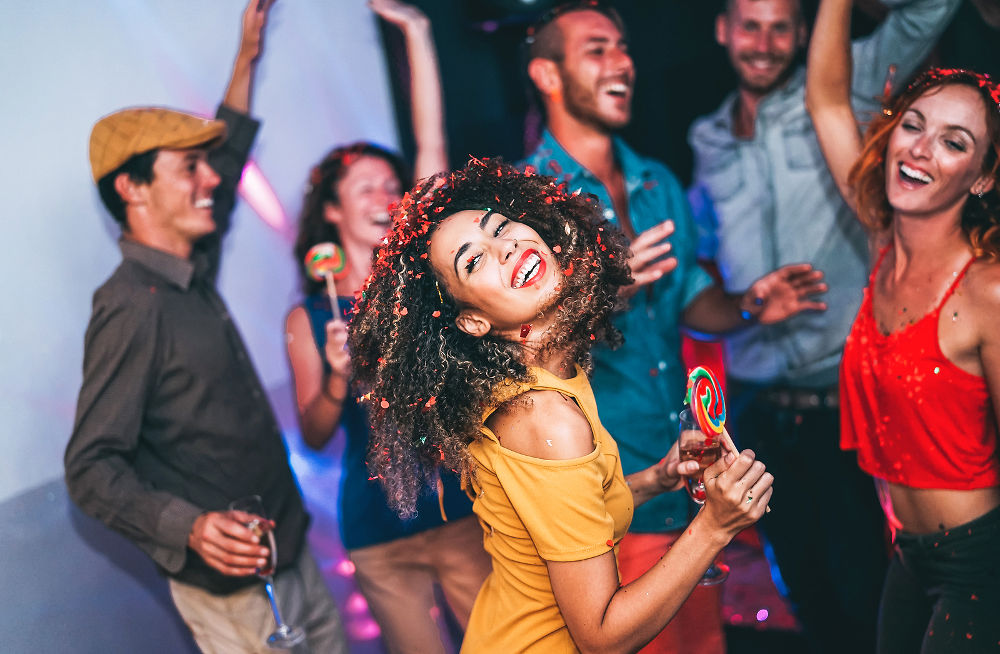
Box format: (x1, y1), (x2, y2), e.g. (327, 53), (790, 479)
(878, 505), (1000, 654)
(730, 385), (889, 654)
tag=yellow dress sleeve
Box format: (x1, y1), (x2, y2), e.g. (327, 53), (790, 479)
(491, 445), (616, 562)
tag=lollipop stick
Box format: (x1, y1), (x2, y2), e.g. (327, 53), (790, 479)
(324, 273), (343, 324)
(722, 426), (771, 513)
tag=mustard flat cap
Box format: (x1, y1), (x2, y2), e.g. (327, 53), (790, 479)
(89, 107), (227, 182)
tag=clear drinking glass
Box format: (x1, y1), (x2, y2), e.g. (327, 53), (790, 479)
(678, 407), (730, 586)
(228, 495), (306, 649)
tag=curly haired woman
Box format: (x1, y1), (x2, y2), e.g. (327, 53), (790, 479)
(349, 158), (775, 653)
(283, 3), (490, 652)
(807, 0), (1000, 651)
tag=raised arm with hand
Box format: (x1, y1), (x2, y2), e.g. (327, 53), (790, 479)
(285, 307), (353, 449)
(805, 0), (863, 212)
(370, 0), (448, 179)
(681, 263), (828, 334)
(223, 0), (275, 113)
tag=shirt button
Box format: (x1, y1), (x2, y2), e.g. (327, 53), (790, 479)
(669, 411), (678, 422)
(658, 361), (667, 371)
(664, 517), (674, 527)
(604, 208), (615, 219)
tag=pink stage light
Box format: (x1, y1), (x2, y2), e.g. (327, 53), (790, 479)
(334, 558), (357, 577)
(238, 161), (288, 232)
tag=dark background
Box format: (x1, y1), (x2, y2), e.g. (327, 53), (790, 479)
(380, 0), (998, 187)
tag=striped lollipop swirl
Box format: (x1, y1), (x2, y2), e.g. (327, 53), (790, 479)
(305, 242), (347, 281)
(685, 366), (726, 438)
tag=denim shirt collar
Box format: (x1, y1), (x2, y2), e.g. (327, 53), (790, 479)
(534, 129), (654, 198)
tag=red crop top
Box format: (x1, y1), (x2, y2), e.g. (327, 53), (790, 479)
(840, 246), (999, 489)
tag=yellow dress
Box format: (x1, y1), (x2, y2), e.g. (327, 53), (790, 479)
(461, 365), (634, 653)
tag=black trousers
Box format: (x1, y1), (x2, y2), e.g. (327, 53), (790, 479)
(878, 505), (1000, 654)
(730, 385), (889, 654)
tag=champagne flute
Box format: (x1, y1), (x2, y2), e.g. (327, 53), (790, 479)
(677, 407), (730, 586)
(228, 495), (306, 649)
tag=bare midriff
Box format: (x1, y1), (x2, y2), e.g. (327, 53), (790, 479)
(887, 483), (1000, 533)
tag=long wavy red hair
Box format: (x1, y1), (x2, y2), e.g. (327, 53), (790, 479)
(848, 69), (1000, 260)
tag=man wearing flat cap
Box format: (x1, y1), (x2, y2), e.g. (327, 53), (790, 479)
(63, 2), (346, 652)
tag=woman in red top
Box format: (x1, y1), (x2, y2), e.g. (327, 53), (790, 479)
(806, 1), (1000, 651)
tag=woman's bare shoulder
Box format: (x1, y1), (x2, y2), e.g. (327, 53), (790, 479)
(487, 389), (595, 460)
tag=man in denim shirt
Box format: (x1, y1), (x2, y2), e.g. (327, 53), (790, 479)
(688, 0), (960, 651)
(521, 4), (828, 652)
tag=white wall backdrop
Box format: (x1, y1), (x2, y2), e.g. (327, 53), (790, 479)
(0, 0), (399, 504)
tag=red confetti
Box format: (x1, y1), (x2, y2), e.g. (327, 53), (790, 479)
(563, 262), (574, 276)
(606, 539), (614, 547)
(425, 396), (437, 408)
(380, 399), (390, 409)
(432, 310), (441, 318)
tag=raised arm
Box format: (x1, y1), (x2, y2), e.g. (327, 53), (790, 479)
(682, 263), (828, 334)
(370, 0), (448, 179)
(285, 307), (352, 449)
(805, 0), (863, 213)
(222, 0), (275, 113)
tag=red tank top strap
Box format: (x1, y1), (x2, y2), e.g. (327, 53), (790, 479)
(870, 243), (893, 285)
(934, 255), (977, 314)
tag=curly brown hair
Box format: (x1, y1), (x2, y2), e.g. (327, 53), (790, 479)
(849, 68), (1000, 260)
(293, 142), (410, 295)
(348, 158), (632, 517)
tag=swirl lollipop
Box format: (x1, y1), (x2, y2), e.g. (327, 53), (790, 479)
(685, 365), (770, 512)
(685, 366), (726, 440)
(305, 242), (348, 315)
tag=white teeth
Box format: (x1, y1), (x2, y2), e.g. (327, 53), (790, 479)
(605, 82), (628, 95)
(513, 253), (541, 289)
(900, 163), (932, 183)
(194, 198), (213, 209)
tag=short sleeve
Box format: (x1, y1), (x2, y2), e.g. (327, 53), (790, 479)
(493, 449), (615, 562)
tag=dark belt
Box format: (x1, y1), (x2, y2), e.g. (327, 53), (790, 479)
(755, 385), (839, 410)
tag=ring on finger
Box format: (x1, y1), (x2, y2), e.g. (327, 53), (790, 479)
(745, 493), (753, 504)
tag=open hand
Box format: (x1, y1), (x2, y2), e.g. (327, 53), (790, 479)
(238, 0), (276, 63)
(744, 263), (827, 324)
(620, 220), (678, 299)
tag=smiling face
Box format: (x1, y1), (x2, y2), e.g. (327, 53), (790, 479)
(429, 208), (563, 339)
(551, 9), (635, 132)
(128, 148), (221, 250)
(717, 0), (805, 98)
(324, 155), (403, 252)
(885, 84), (995, 220)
